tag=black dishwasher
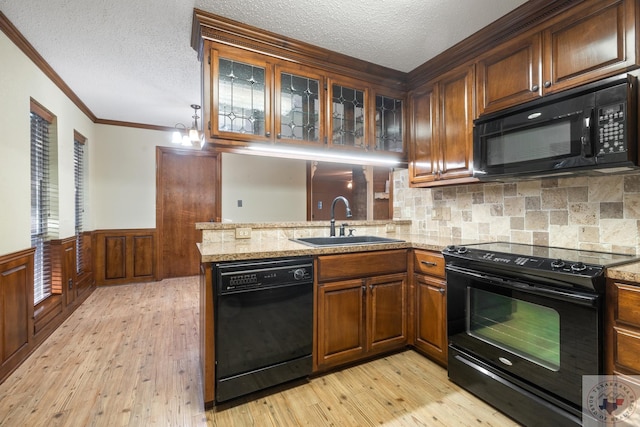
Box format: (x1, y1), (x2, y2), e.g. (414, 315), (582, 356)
(213, 256), (313, 403)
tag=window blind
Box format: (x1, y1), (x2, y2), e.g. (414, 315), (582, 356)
(74, 133), (86, 275)
(31, 110), (52, 304)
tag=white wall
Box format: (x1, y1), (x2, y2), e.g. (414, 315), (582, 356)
(90, 137), (309, 228)
(0, 30), (94, 255)
(221, 153), (307, 222)
(91, 125), (176, 229)
(0, 28), (310, 257)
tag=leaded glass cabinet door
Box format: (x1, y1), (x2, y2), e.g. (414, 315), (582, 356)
(374, 91), (404, 154)
(274, 65), (324, 145)
(211, 48), (272, 143)
(327, 77), (369, 150)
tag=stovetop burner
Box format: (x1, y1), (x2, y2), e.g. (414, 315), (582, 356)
(442, 242), (640, 292)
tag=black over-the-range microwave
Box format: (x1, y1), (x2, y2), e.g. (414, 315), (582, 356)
(473, 74), (638, 181)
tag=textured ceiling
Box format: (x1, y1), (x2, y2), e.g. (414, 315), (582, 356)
(0, 0), (527, 129)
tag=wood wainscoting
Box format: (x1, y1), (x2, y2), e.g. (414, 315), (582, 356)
(93, 229), (157, 286)
(1, 234), (96, 386)
(0, 248), (35, 384)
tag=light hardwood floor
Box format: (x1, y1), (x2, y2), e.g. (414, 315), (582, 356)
(0, 277), (520, 427)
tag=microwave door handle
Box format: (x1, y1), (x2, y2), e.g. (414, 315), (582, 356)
(582, 109), (595, 157)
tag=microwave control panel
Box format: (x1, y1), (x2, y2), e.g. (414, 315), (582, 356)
(597, 102), (626, 155)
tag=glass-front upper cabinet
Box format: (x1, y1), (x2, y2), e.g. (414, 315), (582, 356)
(206, 45), (405, 156)
(274, 65), (324, 145)
(374, 92), (404, 153)
(327, 76), (369, 150)
(210, 47), (272, 143)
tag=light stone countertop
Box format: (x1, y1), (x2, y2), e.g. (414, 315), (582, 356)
(606, 261), (640, 283)
(196, 221), (640, 283)
(195, 220), (412, 230)
(197, 231), (476, 263)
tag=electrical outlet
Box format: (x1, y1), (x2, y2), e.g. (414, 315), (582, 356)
(386, 223), (396, 232)
(235, 227), (252, 239)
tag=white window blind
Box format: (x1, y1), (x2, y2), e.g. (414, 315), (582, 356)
(31, 108), (52, 304)
(74, 133), (86, 275)
(30, 100), (59, 305)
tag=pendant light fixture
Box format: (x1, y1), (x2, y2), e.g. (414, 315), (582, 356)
(172, 104), (202, 146)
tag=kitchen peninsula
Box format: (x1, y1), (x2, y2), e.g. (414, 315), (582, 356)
(196, 219), (471, 407)
(196, 220), (458, 261)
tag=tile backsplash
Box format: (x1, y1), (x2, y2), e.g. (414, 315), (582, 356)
(393, 169), (640, 255)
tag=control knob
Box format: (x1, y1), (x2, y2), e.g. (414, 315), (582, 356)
(551, 259), (565, 269)
(570, 262), (587, 273)
(293, 268), (307, 280)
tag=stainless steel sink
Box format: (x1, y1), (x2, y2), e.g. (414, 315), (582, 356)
(291, 235), (405, 247)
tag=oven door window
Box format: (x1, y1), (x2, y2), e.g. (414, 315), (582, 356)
(468, 288), (560, 371)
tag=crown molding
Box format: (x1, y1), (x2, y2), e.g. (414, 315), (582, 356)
(406, 0), (583, 88)
(94, 119), (174, 132)
(1, 12), (174, 133)
(191, 8), (407, 91)
(0, 11), (97, 122)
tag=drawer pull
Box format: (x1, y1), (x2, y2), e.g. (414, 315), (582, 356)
(421, 261), (438, 267)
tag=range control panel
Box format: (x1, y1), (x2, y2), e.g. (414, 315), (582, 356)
(443, 245), (603, 277)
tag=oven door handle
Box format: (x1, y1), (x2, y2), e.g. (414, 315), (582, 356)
(446, 265), (599, 307)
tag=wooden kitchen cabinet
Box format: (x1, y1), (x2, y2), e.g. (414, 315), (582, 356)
(208, 46), (273, 144)
(316, 278), (367, 368)
(274, 63), (325, 146)
(606, 280), (640, 375)
(315, 250), (408, 371)
(193, 11), (408, 160)
(327, 75), (370, 151)
(476, 33), (542, 116)
(209, 46), (331, 146)
(476, 0), (637, 116)
(373, 88), (405, 154)
(408, 63), (476, 187)
(205, 43), (406, 157)
(413, 250), (447, 366)
(367, 273), (408, 353)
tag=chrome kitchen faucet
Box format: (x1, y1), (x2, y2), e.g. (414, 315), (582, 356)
(329, 196), (352, 237)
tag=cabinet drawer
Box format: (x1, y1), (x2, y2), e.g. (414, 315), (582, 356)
(614, 327), (640, 373)
(414, 251), (445, 278)
(317, 250), (407, 282)
(616, 284), (640, 328)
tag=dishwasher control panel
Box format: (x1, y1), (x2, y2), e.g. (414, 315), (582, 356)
(215, 256), (313, 293)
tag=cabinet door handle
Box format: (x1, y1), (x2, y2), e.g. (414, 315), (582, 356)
(438, 288), (445, 295)
(265, 132), (271, 137)
(543, 81), (552, 88)
(531, 85), (539, 92)
(421, 261), (438, 267)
